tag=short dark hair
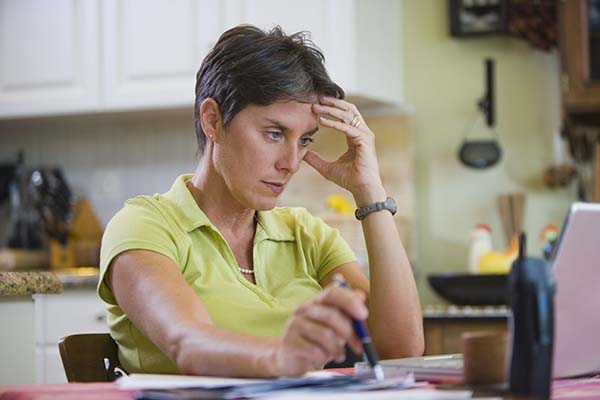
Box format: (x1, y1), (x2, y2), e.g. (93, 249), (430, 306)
(193, 24), (344, 155)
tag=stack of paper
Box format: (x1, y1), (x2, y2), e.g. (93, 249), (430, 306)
(118, 371), (472, 399)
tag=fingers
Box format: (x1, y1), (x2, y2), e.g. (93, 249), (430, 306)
(297, 302), (360, 357)
(295, 315), (347, 363)
(312, 99), (371, 142)
(315, 96), (365, 127)
(302, 150), (332, 178)
(313, 103), (354, 125)
(317, 116), (362, 140)
(278, 310), (348, 373)
(318, 96), (358, 115)
(278, 288), (369, 374)
(312, 286), (368, 355)
(316, 286), (368, 320)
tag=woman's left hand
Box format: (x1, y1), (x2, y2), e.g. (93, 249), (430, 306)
(304, 96), (383, 199)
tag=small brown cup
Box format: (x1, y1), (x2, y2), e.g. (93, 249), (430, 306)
(462, 331), (508, 385)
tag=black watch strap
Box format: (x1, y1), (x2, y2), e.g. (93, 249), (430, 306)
(354, 197), (397, 220)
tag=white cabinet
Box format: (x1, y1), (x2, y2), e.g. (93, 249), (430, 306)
(223, 0), (405, 108)
(0, 0), (100, 118)
(101, 0), (221, 110)
(0, 0), (404, 119)
(34, 289), (108, 383)
(0, 296), (36, 385)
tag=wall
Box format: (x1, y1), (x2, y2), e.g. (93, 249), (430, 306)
(403, 2), (576, 304)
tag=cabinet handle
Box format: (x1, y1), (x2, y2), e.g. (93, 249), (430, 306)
(95, 314), (106, 323)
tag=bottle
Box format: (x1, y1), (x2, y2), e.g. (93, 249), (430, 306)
(468, 224), (492, 273)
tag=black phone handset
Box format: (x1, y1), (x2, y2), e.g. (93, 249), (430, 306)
(509, 233), (555, 399)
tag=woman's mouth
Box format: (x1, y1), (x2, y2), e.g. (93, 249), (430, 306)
(262, 181), (285, 194)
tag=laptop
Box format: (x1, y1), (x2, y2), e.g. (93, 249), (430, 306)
(357, 202), (600, 380)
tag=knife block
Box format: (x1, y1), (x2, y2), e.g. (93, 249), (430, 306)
(49, 198), (103, 268)
(49, 239), (76, 269)
(49, 238), (100, 268)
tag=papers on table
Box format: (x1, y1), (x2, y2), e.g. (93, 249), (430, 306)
(117, 373), (267, 390)
(118, 371), (471, 399)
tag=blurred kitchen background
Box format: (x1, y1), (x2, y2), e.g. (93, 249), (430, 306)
(1, 0), (599, 384)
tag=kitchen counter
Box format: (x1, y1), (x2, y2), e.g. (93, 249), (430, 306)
(0, 267), (100, 296)
(423, 304), (510, 319)
(52, 267), (100, 288)
(0, 271), (62, 296)
(422, 305), (509, 355)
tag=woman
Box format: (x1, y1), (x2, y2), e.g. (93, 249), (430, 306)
(99, 25), (423, 378)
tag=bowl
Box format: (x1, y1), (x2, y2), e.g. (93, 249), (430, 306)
(427, 273), (509, 305)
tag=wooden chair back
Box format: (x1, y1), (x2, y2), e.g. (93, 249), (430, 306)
(58, 333), (123, 382)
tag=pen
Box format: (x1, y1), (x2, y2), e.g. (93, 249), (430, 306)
(332, 273), (385, 381)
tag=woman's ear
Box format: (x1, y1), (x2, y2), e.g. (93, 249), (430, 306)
(199, 98), (222, 143)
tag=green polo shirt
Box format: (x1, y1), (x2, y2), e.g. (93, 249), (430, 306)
(98, 174), (356, 374)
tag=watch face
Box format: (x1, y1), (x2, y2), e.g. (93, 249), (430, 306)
(386, 197), (397, 215)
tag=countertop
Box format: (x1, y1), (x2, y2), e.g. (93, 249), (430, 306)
(52, 267), (100, 289)
(0, 271), (63, 296)
(0, 267), (100, 296)
(423, 304), (510, 319)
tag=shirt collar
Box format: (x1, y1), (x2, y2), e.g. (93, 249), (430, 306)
(163, 174), (212, 232)
(164, 174), (295, 242)
(255, 209), (296, 242)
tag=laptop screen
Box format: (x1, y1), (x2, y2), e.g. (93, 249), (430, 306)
(552, 202), (600, 378)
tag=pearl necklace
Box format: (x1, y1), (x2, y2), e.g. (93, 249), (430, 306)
(239, 267), (254, 274)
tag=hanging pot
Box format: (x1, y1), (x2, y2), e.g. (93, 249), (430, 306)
(458, 58), (502, 170)
(458, 139), (502, 169)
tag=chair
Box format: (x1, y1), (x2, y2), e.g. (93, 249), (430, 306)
(58, 333), (125, 382)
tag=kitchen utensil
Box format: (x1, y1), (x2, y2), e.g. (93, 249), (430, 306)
(458, 58), (502, 169)
(7, 157), (44, 249)
(30, 168), (73, 245)
(459, 139), (502, 169)
(497, 193), (525, 246)
(427, 273), (509, 305)
(0, 163), (15, 205)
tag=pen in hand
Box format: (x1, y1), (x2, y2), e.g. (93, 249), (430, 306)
(332, 273), (385, 381)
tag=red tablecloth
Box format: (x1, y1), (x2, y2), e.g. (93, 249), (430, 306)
(0, 382), (133, 400)
(3, 376), (600, 400)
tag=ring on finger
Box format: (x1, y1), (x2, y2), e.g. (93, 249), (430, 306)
(350, 114), (361, 128)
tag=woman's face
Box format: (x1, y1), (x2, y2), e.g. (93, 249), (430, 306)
(213, 100), (319, 210)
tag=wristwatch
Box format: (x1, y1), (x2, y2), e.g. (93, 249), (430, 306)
(354, 196), (397, 220)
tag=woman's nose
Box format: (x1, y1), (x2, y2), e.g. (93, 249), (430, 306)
(275, 144), (303, 174)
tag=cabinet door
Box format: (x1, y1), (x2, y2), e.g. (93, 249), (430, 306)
(36, 346), (67, 383)
(0, 0), (100, 118)
(35, 290), (108, 345)
(221, 0), (356, 97)
(34, 289), (108, 383)
(219, 0), (404, 108)
(102, 0), (221, 110)
(559, 0), (600, 111)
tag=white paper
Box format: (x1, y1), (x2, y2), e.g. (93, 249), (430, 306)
(117, 373), (267, 390)
(261, 388), (473, 400)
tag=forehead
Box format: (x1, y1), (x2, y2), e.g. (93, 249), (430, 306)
(239, 100), (319, 129)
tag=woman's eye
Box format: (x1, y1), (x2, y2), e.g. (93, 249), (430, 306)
(267, 131), (283, 141)
(300, 137), (315, 147)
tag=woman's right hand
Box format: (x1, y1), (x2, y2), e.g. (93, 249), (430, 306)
(268, 285), (368, 376)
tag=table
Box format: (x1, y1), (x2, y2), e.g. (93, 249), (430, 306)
(2, 375), (600, 400)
